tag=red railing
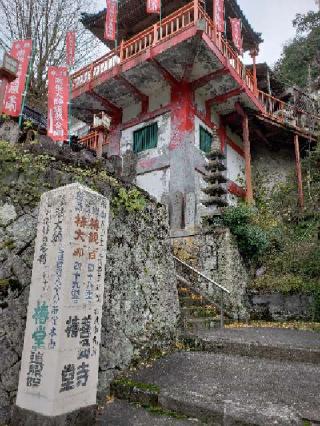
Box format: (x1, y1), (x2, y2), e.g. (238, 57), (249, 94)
(258, 90), (319, 134)
(71, 0), (317, 136)
(78, 130), (108, 151)
(71, 0), (254, 92)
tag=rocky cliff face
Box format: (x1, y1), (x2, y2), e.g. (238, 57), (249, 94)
(0, 140), (180, 423)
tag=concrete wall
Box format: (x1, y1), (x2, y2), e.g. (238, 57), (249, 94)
(247, 291), (315, 321)
(226, 144), (244, 184)
(136, 168), (170, 202)
(251, 142), (295, 191)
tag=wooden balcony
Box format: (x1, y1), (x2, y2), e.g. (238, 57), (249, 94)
(71, 0), (318, 139)
(78, 130), (108, 152)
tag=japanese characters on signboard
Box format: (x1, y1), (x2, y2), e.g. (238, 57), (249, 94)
(2, 40), (32, 117)
(104, 0), (118, 41)
(146, 0), (160, 14)
(66, 32), (76, 67)
(16, 184), (110, 416)
(47, 66), (69, 142)
(214, 0), (225, 33)
(230, 18), (243, 54)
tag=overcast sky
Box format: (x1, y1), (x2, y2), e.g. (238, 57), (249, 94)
(239, 0), (317, 66)
(94, 0), (317, 66)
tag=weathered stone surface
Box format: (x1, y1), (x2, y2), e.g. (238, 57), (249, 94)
(0, 120), (20, 145)
(6, 214), (37, 252)
(247, 291), (315, 321)
(173, 229), (249, 319)
(0, 336), (19, 375)
(16, 184), (110, 417)
(169, 192), (184, 230)
(130, 351), (320, 425)
(0, 203), (17, 227)
(182, 327), (320, 364)
(96, 399), (197, 425)
(0, 385), (10, 424)
(0, 165), (179, 423)
(10, 404), (97, 426)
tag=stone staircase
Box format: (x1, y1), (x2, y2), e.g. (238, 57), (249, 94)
(174, 256), (231, 331)
(178, 281), (225, 333)
(105, 328), (320, 425)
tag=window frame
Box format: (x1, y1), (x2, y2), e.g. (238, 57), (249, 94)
(133, 122), (158, 154)
(199, 125), (213, 154)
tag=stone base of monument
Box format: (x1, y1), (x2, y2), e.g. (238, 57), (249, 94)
(10, 405), (97, 426)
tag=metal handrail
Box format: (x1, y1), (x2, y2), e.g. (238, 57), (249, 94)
(173, 256), (230, 294)
(173, 255), (230, 328)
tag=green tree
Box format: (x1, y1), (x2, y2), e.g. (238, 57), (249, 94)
(274, 11), (320, 90)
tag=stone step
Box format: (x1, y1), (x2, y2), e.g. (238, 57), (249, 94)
(180, 306), (218, 319)
(178, 295), (207, 308)
(96, 399), (198, 425)
(119, 350), (320, 425)
(182, 327), (320, 365)
(183, 317), (223, 333)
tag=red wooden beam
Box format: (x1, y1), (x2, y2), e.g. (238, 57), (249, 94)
(228, 181), (246, 199)
(148, 58), (179, 87)
(294, 134), (305, 211)
(115, 75), (149, 113)
(208, 87), (244, 107)
(89, 90), (122, 116)
(235, 102), (253, 204)
(191, 67), (228, 90)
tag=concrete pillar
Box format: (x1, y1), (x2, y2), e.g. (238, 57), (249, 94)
(294, 134), (304, 211)
(169, 82), (197, 231)
(15, 183), (109, 421)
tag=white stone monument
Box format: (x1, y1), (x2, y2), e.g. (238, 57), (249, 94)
(16, 183), (109, 417)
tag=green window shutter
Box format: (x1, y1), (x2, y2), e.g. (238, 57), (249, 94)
(133, 123), (158, 153)
(200, 126), (212, 153)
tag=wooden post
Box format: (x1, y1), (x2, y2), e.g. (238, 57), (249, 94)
(194, 0), (199, 22)
(294, 134), (304, 211)
(119, 39), (125, 62)
(243, 113), (253, 203)
(250, 47), (259, 96)
(235, 102), (253, 204)
(96, 130), (104, 159)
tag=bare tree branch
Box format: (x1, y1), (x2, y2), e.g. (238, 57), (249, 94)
(0, 0), (104, 111)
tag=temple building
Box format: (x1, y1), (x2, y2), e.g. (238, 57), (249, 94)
(71, 0), (319, 235)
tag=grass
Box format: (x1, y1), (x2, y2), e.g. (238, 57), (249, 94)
(112, 378), (160, 394)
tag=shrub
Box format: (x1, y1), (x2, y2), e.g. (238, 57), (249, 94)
(222, 204), (270, 262)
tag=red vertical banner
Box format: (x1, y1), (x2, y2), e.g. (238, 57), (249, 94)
(147, 0), (160, 14)
(2, 40), (32, 117)
(104, 0), (118, 41)
(230, 18), (243, 54)
(66, 32), (76, 66)
(47, 67), (69, 142)
(213, 0), (225, 33)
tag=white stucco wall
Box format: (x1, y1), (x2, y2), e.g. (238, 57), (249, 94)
(226, 144), (245, 185)
(122, 102), (142, 123)
(195, 90), (206, 114)
(149, 85), (170, 112)
(136, 168), (170, 202)
(120, 113), (171, 159)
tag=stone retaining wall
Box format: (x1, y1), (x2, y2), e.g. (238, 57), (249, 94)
(247, 291), (315, 321)
(0, 141), (180, 423)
